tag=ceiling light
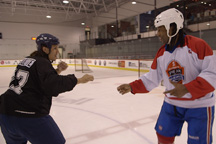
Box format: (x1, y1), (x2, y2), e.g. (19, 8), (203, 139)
(207, 23), (210, 26)
(81, 22), (85, 25)
(46, 15), (51, 18)
(63, 0), (69, 4)
(132, 1), (136, 4)
(111, 25), (114, 27)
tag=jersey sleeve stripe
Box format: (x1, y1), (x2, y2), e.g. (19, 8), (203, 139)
(184, 76), (214, 99)
(130, 79), (149, 94)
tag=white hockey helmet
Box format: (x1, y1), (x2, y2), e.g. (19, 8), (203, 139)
(154, 8), (184, 42)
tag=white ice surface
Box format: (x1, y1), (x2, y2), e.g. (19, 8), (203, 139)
(0, 66), (215, 144)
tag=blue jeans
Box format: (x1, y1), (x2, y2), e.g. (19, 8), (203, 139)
(0, 114), (65, 144)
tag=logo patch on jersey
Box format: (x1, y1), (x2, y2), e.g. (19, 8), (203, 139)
(166, 60), (184, 84)
(18, 58), (36, 68)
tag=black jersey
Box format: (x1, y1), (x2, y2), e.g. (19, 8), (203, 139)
(0, 56), (77, 117)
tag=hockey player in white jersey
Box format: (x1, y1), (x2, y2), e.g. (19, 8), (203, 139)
(117, 8), (216, 144)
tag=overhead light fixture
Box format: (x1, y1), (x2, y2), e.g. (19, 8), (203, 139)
(46, 15), (51, 18)
(63, 0), (69, 4)
(132, 1), (136, 4)
(81, 22), (85, 25)
(207, 23), (210, 26)
(111, 25), (114, 28)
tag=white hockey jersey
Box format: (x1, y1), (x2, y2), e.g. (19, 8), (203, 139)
(130, 35), (216, 108)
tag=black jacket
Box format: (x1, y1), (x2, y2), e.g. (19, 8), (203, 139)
(0, 56), (77, 117)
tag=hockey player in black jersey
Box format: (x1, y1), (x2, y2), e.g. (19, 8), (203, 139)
(0, 33), (94, 144)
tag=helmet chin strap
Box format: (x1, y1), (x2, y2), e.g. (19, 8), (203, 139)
(167, 36), (172, 45)
(167, 29), (179, 45)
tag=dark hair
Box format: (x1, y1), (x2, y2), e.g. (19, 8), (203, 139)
(30, 44), (49, 59)
(169, 23), (185, 48)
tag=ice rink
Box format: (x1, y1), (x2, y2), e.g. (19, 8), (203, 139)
(0, 66), (215, 144)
